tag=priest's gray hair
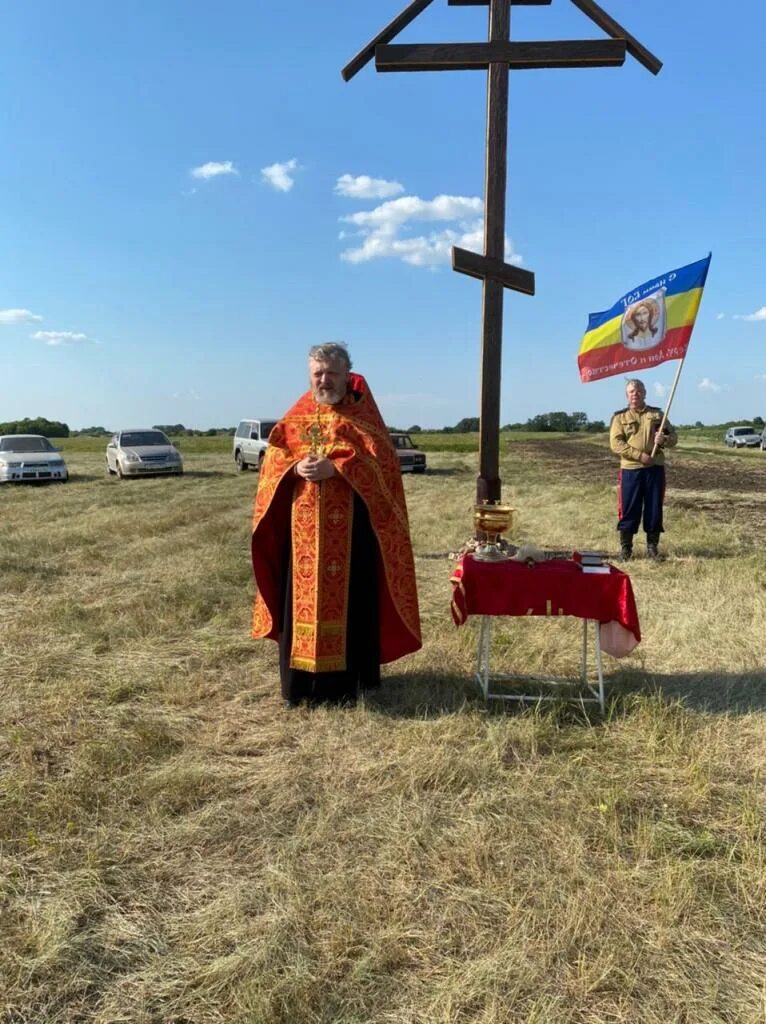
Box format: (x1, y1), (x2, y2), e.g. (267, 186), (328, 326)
(625, 378), (646, 393)
(308, 342), (352, 370)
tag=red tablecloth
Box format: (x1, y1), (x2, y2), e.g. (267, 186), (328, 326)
(451, 555), (641, 653)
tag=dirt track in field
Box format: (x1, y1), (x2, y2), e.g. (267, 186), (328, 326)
(510, 438), (766, 532)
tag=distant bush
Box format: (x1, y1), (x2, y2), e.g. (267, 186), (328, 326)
(0, 417), (70, 437)
(453, 417), (480, 433)
(152, 424), (235, 437)
(153, 424), (187, 436)
(502, 412), (605, 433)
(72, 426), (110, 436)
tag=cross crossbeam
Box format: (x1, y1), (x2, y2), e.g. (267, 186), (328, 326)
(376, 39), (626, 72)
(452, 248), (535, 296)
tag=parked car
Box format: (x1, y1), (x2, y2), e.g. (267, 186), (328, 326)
(0, 434), (69, 483)
(233, 418), (277, 471)
(106, 429), (183, 478)
(724, 426), (761, 448)
(390, 431), (427, 474)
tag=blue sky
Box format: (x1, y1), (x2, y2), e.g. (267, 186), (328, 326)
(2, 0), (765, 431)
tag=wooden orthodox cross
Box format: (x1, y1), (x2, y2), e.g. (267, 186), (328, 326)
(343, 0), (661, 503)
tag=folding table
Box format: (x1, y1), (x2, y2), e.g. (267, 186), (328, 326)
(451, 555), (641, 712)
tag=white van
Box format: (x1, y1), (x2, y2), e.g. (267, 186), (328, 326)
(233, 418), (278, 471)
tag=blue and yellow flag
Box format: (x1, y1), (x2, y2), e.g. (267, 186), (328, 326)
(578, 254), (711, 382)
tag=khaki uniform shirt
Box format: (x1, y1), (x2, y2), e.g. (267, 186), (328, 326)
(609, 405), (678, 470)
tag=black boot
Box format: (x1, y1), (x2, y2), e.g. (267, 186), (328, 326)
(646, 532), (661, 560)
(618, 530), (634, 562)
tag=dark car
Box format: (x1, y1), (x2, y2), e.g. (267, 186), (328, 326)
(390, 432), (427, 474)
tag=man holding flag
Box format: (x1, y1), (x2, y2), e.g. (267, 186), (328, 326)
(578, 253), (711, 561)
(609, 378), (676, 560)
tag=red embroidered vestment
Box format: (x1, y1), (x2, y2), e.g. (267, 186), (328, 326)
(251, 374), (421, 672)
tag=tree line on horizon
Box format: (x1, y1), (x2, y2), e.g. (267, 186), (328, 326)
(400, 413), (766, 434)
(403, 412), (607, 433)
(3, 413), (765, 439)
(0, 419), (236, 438)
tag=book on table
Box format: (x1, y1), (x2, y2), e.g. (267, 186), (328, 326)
(572, 550), (610, 572)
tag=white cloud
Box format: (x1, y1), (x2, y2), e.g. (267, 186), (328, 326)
(339, 193), (521, 269)
(32, 330), (93, 346)
(755, 374), (766, 383)
(716, 312), (725, 320)
(734, 306), (766, 321)
(698, 377), (722, 393)
(261, 158), (299, 192)
(653, 382), (669, 399)
(172, 389), (201, 400)
(343, 194), (482, 230)
(0, 308), (43, 324)
(190, 160), (238, 180)
(335, 174), (404, 200)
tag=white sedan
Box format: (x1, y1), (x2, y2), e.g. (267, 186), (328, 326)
(106, 429), (183, 478)
(0, 434), (69, 483)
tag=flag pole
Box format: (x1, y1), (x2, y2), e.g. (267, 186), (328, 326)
(650, 354), (686, 458)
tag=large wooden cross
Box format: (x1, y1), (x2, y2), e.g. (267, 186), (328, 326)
(343, 0), (661, 503)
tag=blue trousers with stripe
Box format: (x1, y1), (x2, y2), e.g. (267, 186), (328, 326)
(617, 465), (665, 535)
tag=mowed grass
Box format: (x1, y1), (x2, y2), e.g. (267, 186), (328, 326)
(1, 437), (765, 1024)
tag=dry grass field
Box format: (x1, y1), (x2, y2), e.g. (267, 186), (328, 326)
(1, 434), (764, 1024)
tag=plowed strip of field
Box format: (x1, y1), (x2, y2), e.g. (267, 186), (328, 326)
(510, 438), (766, 531)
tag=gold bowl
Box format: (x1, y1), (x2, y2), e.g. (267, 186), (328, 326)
(473, 502), (515, 561)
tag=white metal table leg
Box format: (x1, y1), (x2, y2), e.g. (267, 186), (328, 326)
(593, 620), (605, 713)
(476, 615), (491, 700)
(475, 614), (607, 711)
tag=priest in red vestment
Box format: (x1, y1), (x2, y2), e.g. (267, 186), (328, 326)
(251, 343), (422, 705)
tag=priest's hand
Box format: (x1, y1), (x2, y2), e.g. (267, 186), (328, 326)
(296, 455), (336, 482)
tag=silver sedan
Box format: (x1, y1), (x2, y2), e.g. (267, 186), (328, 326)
(106, 429), (184, 478)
